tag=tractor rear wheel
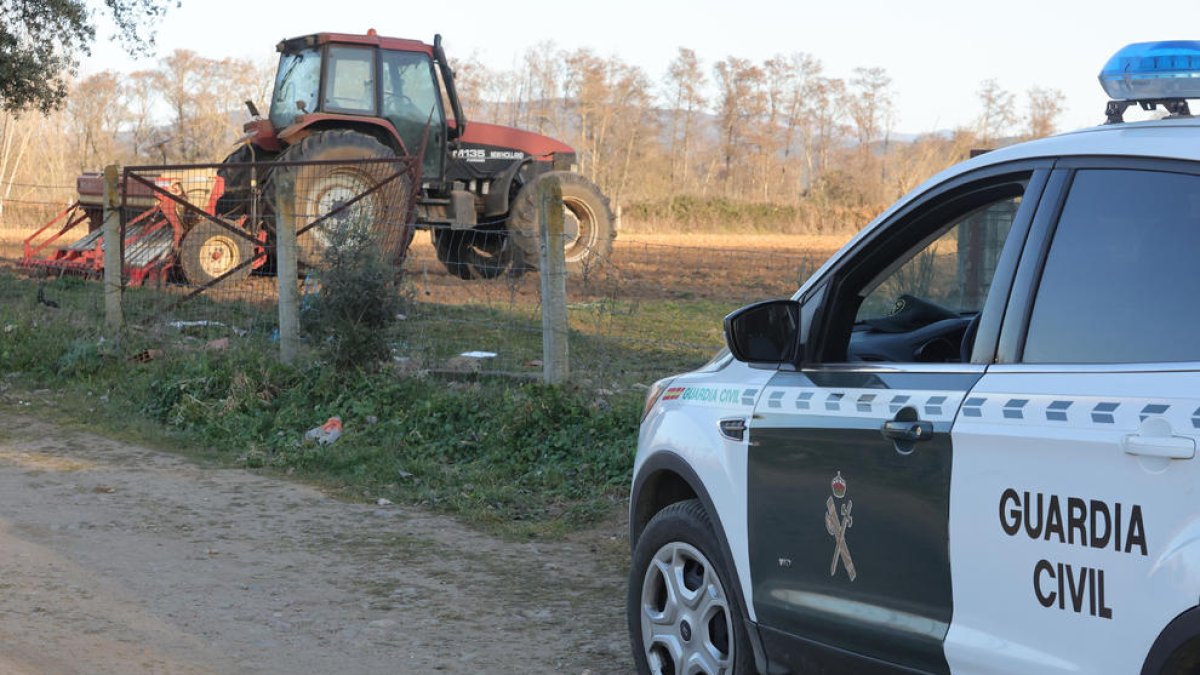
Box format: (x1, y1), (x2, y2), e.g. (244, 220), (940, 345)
(508, 171), (615, 275)
(271, 130), (414, 268)
(178, 221), (253, 287)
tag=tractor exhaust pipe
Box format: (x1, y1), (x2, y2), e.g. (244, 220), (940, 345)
(433, 34), (467, 139)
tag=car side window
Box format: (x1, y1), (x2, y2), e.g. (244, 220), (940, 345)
(821, 186), (1024, 365)
(1023, 169), (1200, 364)
(857, 198), (1019, 322)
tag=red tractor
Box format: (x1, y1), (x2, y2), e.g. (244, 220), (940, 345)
(223, 30), (616, 279)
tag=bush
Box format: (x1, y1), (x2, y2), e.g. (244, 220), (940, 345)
(304, 225), (402, 370)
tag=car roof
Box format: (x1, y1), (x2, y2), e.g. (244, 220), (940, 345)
(794, 117), (1200, 300)
(964, 117), (1200, 165)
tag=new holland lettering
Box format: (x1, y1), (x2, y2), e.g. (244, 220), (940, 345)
(999, 488), (1147, 556)
(1034, 559), (1113, 619)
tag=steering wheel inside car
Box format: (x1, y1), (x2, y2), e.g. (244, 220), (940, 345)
(848, 297), (974, 363)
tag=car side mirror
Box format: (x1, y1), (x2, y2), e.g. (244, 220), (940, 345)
(724, 299), (801, 364)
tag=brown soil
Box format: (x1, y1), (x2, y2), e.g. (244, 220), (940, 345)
(0, 404), (632, 674)
(3, 227), (848, 307)
(400, 231), (848, 307)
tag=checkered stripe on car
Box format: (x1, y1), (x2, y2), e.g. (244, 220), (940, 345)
(758, 387), (967, 423)
(958, 395), (1195, 429)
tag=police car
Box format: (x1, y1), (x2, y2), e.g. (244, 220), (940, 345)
(627, 41), (1200, 674)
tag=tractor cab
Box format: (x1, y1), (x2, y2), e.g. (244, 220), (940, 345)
(265, 31), (467, 185)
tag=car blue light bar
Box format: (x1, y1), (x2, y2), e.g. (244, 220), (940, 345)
(1100, 40), (1200, 100)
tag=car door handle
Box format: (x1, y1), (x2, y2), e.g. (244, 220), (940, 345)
(1123, 434), (1196, 460)
(881, 420), (934, 443)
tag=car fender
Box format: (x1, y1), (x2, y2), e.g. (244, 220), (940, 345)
(1137, 518), (1200, 672)
(631, 367), (771, 622)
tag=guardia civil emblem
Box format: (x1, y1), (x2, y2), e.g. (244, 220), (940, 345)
(825, 471), (856, 581)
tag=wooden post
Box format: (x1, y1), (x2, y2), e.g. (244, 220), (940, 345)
(538, 175), (569, 384)
(102, 164), (123, 334)
(275, 173), (300, 364)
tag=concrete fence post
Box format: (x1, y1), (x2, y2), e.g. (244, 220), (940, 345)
(275, 174), (300, 364)
(538, 175), (569, 384)
(102, 164), (123, 334)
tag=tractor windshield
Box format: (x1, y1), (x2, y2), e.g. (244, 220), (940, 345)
(269, 47), (322, 128)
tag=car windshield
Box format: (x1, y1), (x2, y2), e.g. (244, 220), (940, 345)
(269, 47), (322, 128)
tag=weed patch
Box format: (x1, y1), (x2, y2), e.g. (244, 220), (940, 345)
(0, 270), (647, 537)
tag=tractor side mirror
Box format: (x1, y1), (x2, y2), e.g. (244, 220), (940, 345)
(724, 299), (801, 365)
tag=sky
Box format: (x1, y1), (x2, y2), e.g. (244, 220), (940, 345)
(82, 0), (1200, 135)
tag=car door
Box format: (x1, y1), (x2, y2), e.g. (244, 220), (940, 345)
(747, 165), (1050, 673)
(945, 163), (1200, 674)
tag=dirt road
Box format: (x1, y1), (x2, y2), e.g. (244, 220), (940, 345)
(0, 410), (633, 674)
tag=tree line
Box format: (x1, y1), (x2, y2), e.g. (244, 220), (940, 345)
(0, 43), (1063, 234)
(454, 44), (1064, 230)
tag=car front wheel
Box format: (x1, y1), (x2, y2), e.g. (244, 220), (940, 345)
(628, 499), (755, 675)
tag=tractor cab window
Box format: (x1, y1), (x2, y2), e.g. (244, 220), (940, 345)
(269, 47), (322, 128)
(381, 50), (445, 180)
(323, 46), (377, 115)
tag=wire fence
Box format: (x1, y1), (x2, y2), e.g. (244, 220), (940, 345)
(0, 162), (832, 389)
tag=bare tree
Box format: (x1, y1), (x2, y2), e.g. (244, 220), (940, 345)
(124, 70), (160, 161)
(846, 67), (894, 149)
(1025, 86), (1064, 139)
(806, 75), (847, 189)
(713, 57), (766, 196)
(563, 50), (655, 204)
(765, 53), (826, 201)
(664, 48), (706, 192)
(515, 42), (563, 136)
(154, 50), (263, 162)
(976, 78), (1016, 145)
(65, 71), (128, 170)
(843, 66), (894, 205)
(0, 112), (34, 219)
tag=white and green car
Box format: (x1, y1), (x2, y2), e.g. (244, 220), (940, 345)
(627, 41), (1200, 675)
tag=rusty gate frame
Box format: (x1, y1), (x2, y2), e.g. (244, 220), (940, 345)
(122, 154), (421, 311)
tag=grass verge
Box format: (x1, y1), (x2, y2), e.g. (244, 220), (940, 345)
(0, 270), (726, 538)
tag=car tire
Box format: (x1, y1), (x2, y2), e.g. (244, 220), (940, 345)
(628, 499), (755, 675)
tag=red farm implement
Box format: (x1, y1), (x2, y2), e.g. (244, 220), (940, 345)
(20, 169), (264, 287)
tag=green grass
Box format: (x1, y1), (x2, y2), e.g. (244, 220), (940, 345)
(0, 269), (730, 537)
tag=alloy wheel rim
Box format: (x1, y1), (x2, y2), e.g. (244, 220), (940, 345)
(641, 541), (734, 675)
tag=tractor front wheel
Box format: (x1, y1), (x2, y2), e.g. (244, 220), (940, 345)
(178, 221), (254, 287)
